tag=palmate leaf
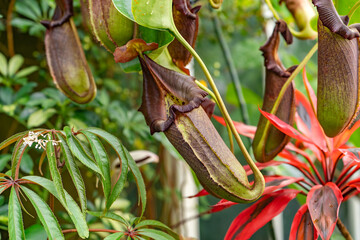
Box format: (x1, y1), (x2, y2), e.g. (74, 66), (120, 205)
(22, 176), (89, 239)
(290, 204), (318, 240)
(9, 187), (25, 240)
(137, 228), (176, 240)
(21, 187), (64, 240)
(56, 133), (87, 214)
(224, 189), (300, 240)
(87, 211), (129, 227)
(84, 128), (146, 216)
(104, 232), (124, 240)
(81, 131), (111, 200)
(135, 220), (179, 240)
(307, 183), (343, 240)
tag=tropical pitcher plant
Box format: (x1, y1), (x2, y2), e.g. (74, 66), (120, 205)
(1, 0), (360, 239)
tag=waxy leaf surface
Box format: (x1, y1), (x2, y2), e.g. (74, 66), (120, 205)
(290, 204), (318, 240)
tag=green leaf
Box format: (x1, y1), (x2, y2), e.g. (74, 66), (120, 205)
(56, 133), (87, 214)
(21, 187), (64, 240)
(138, 229), (176, 240)
(0, 154), (11, 172)
(85, 128), (146, 215)
(19, 153), (33, 174)
(9, 187), (25, 240)
(0, 52), (8, 76)
(11, 139), (27, 178)
(22, 176), (89, 239)
(8, 55), (24, 77)
(104, 232), (124, 240)
(27, 109), (56, 128)
(15, 66), (38, 78)
(135, 220), (179, 239)
(112, 0), (134, 21)
(336, 0), (360, 24)
(64, 126), (102, 175)
(87, 211), (129, 227)
(81, 131), (111, 201)
(131, 0), (173, 30)
(46, 133), (67, 206)
(25, 224), (47, 240)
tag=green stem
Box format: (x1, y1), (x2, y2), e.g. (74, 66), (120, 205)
(196, 80), (234, 153)
(348, 0), (360, 20)
(257, 43), (318, 150)
(170, 27), (264, 188)
(211, 9), (250, 125)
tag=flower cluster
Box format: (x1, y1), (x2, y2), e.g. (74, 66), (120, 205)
(22, 131), (61, 150)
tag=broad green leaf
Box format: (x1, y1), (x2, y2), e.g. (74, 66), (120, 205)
(64, 126), (102, 175)
(85, 128), (145, 215)
(15, 1), (38, 21)
(138, 229), (176, 240)
(22, 176), (89, 239)
(0, 52), (7, 76)
(11, 139), (26, 178)
(0, 129), (28, 151)
(81, 131), (111, 200)
(15, 66), (38, 79)
(56, 133), (87, 214)
(22, 0), (42, 19)
(27, 109), (56, 128)
(131, 0), (173, 30)
(9, 187), (25, 240)
(8, 55), (24, 77)
(46, 133), (67, 206)
(0, 154), (11, 172)
(336, 0), (360, 24)
(88, 211), (129, 227)
(104, 232), (124, 240)
(21, 187), (64, 240)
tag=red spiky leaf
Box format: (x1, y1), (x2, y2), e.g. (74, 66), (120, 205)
(224, 189), (300, 240)
(289, 204), (318, 240)
(212, 115), (256, 139)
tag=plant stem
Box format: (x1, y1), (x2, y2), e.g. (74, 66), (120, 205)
(6, 0), (15, 57)
(257, 43), (318, 152)
(348, 0), (360, 20)
(211, 9), (250, 125)
(337, 218), (353, 240)
(172, 28), (265, 189)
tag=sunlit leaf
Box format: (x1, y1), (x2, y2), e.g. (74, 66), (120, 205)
(138, 228), (176, 240)
(135, 220), (179, 239)
(22, 187), (64, 240)
(307, 183), (343, 240)
(8, 55), (24, 77)
(104, 232), (124, 240)
(9, 187), (25, 240)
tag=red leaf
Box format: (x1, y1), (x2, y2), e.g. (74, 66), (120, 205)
(224, 189), (300, 240)
(187, 189), (209, 198)
(295, 90), (327, 151)
(290, 204), (318, 240)
(263, 175), (303, 195)
(209, 199), (239, 213)
(243, 160), (284, 175)
(338, 148), (360, 164)
(302, 67), (317, 112)
(259, 108), (321, 148)
(307, 183), (343, 240)
(278, 149), (312, 173)
(334, 120), (360, 148)
(212, 115), (256, 139)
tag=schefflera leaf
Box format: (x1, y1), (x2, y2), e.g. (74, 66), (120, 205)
(45, 2), (96, 104)
(137, 53), (263, 203)
(313, 0), (360, 137)
(168, 0), (200, 73)
(82, 0), (134, 53)
(252, 20), (297, 163)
